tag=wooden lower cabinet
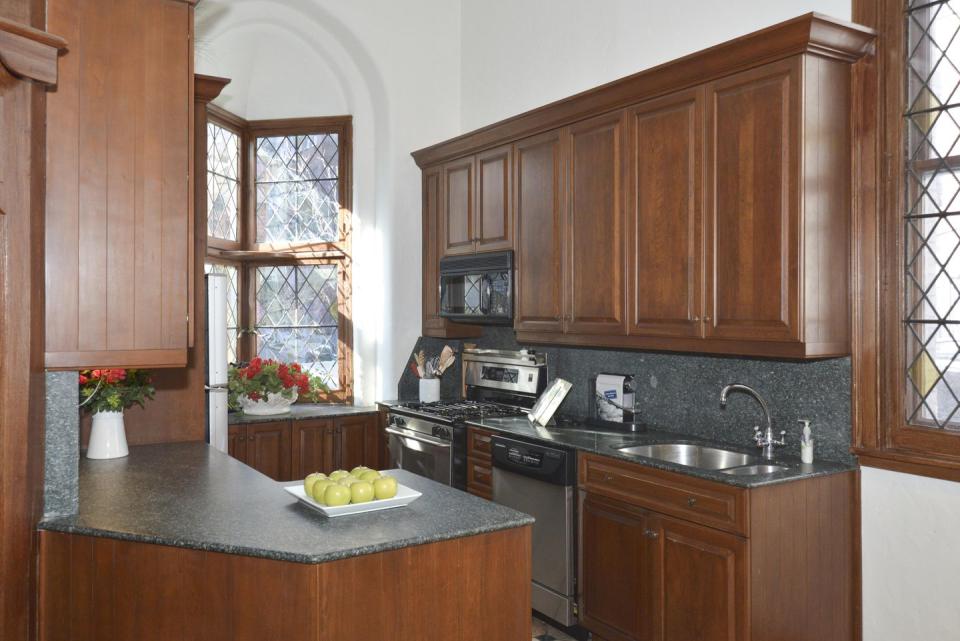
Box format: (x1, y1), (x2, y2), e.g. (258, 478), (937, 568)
(578, 452), (856, 641)
(230, 413), (379, 482)
(466, 426), (494, 499)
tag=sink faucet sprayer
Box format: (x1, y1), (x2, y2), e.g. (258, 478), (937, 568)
(719, 384), (785, 459)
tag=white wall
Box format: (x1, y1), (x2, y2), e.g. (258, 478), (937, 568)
(195, 0), (462, 405)
(862, 467), (960, 641)
(460, 0), (851, 131)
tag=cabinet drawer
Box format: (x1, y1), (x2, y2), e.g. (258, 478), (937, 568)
(579, 453), (747, 536)
(467, 428), (494, 460)
(467, 458), (493, 489)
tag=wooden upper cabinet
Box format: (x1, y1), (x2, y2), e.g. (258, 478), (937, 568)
(475, 144), (513, 251)
(704, 59), (799, 344)
(422, 165), (482, 339)
(513, 130), (566, 334)
(45, 0), (193, 369)
(565, 111), (627, 335)
(629, 89), (704, 339)
(441, 157), (476, 256)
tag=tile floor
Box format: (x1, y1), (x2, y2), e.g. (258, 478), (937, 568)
(531, 616), (577, 641)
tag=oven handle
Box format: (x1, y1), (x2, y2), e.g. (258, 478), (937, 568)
(385, 426), (451, 448)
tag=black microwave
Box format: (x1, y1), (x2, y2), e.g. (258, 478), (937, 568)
(439, 251), (513, 324)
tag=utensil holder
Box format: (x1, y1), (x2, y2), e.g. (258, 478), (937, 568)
(419, 378), (440, 403)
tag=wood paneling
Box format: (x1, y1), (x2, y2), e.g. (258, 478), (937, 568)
(704, 58), (799, 343)
(628, 88), (704, 338)
(476, 144), (513, 251)
(45, 0), (193, 369)
(39, 527), (532, 641)
(565, 111), (627, 335)
(441, 157), (475, 256)
(513, 129), (566, 333)
(291, 419), (334, 479)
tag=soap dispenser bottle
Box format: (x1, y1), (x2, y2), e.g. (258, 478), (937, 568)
(798, 419), (814, 464)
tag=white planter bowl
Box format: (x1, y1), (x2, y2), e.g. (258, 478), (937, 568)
(240, 390), (298, 415)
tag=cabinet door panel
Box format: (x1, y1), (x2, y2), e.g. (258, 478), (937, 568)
(476, 145), (513, 252)
(45, 0), (191, 368)
(705, 59), (799, 342)
(422, 167), (444, 333)
(441, 158), (476, 256)
(335, 415), (373, 472)
(227, 425), (246, 463)
(514, 131), (565, 333)
(291, 419), (334, 478)
(655, 515), (746, 641)
(246, 421), (292, 481)
(629, 90), (703, 338)
(579, 494), (654, 641)
(566, 112), (627, 335)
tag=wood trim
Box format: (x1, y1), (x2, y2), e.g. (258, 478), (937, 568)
(207, 102), (247, 131)
(45, 349), (188, 370)
(194, 73), (230, 103)
(850, 0), (960, 480)
(0, 17), (66, 85)
(411, 13), (875, 168)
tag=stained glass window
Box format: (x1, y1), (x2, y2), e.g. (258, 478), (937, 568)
(204, 262), (240, 364)
(255, 134), (340, 243)
(255, 264), (339, 390)
(207, 123), (240, 241)
(905, 0), (960, 429)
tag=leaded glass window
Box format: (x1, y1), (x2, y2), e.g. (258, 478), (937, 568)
(905, 0), (960, 429)
(255, 134), (340, 244)
(207, 123), (240, 241)
(255, 264), (339, 389)
(204, 262), (240, 364)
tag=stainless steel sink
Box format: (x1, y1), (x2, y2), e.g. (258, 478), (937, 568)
(614, 443), (757, 470)
(720, 464), (788, 476)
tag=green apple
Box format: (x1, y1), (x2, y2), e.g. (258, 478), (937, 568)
(328, 470), (349, 481)
(323, 484), (351, 507)
(303, 472), (324, 496)
(311, 479), (335, 504)
(350, 481), (375, 503)
(359, 470), (381, 483)
(349, 466), (370, 478)
(338, 477), (359, 487)
(373, 476), (398, 500)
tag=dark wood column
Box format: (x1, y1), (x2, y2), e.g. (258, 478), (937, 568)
(0, 6), (66, 641)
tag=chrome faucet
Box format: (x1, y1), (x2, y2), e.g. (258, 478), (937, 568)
(719, 384), (785, 459)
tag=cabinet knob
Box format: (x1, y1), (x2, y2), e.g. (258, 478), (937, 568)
(644, 529), (659, 540)
(703, 316), (712, 322)
(693, 316), (700, 322)
(687, 497), (697, 507)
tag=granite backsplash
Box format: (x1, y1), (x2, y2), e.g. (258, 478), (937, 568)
(397, 327), (854, 464)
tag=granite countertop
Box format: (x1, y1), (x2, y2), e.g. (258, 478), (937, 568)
(38, 443), (533, 564)
(228, 403), (379, 425)
(464, 415), (856, 489)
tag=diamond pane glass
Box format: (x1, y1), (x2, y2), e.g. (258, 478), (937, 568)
(255, 265), (339, 389)
(204, 262), (240, 364)
(905, 0), (960, 429)
(255, 134), (340, 243)
(206, 123), (240, 241)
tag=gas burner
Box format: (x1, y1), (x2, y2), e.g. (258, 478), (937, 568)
(395, 400), (526, 423)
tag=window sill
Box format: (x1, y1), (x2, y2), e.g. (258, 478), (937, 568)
(854, 447), (960, 483)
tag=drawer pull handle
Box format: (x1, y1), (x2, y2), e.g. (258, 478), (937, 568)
(687, 497), (697, 507)
(644, 529), (659, 540)
(601, 473), (614, 482)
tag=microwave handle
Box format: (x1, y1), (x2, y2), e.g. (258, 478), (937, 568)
(480, 274), (492, 315)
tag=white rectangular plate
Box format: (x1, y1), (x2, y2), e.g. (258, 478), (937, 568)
(283, 482), (422, 518)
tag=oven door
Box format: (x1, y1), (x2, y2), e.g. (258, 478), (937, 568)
(386, 425), (452, 486)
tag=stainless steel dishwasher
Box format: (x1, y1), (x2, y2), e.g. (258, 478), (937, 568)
(491, 434), (577, 626)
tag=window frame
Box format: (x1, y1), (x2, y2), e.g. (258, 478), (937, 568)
(853, 0), (960, 481)
(204, 107), (354, 403)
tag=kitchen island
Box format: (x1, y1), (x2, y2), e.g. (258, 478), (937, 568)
(38, 443), (533, 641)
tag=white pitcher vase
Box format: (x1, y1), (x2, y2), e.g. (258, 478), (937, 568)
(87, 410), (129, 459)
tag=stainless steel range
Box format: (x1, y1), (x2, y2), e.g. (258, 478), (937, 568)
(386, 349), (547, 489)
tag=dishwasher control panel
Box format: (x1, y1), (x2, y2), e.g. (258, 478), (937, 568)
(491, 436), (575, 486)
